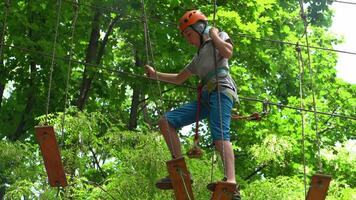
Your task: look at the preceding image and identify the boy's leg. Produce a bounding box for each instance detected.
[161,94,210,158]
[158,117,182,158]
[209,91,236,183]
[215,140,236,183]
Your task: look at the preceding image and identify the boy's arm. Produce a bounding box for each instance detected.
[209,28,233,59]
[145,65,192,85]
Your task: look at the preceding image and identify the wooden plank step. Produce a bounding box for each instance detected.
[211,181,236,200]
[166,157,194,200]
[306,174,332,200]
[35,125,67,187]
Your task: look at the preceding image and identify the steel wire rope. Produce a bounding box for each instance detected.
[61,0,356,56]
[4,42,356,121]
[46,0,62,124]
[211,0,229,181]
[299,0,323,172]
[141,2,193,199]
[296,43,308,198]
[141,2,190,198]
[141,0,177,155]
[61,0,79,147]
[334,0,356,6]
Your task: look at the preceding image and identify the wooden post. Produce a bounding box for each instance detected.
[211,182,236,200]
[35,126,67,187]
[306,174,331,200]
[166,157,194,200]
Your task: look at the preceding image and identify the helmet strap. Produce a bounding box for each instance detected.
[190,22,208,48]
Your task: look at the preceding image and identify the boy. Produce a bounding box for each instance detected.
[145,10,240,199]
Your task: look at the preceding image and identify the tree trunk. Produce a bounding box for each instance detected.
[128,86,141,130]
[76,11,101,110]
[128,52,145,130]
[76,13,119,110]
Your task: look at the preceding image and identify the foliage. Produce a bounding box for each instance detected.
[0,0,355,199]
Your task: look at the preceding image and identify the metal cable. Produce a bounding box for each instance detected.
[141,0,177,157]
[299,0,322,172]
[45,0,62,124]
[212,0,228,180]
[58,0,356,56]
[334,0,356,6]
[296,43,307,198]
[3,44,356,121]
[61,0,79,147]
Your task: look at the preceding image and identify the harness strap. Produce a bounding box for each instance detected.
[193,67,232,148]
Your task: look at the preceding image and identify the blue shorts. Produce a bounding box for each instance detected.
[165,90,234,141]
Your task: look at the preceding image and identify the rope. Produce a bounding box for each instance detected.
[3,44,356,121]
[210,151,215,182]
[141,0,178,157]
[299,0,322,173]
[61,0,79,147]
[59,0,356,57]
[296,43,307,198]
[211,0,228,179]
[45,0,62,124]
[177,168,193,200]
[334,0,356,6]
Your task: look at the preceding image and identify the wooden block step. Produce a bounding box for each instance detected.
[306,174,332,200]
[166,157,194,200]
[35,126,67,187]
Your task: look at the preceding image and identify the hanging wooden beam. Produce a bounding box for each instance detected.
[35,125,67,187]
[306,174,332,200]
[211,181,236,200]
[166,157,194,200]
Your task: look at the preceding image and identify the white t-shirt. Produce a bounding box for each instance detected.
[185,32,238,102]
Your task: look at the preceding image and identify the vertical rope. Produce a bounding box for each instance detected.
[61,0,79,146]
[141,0,177,157]
[212,0,227,179]
[46,0,62,124]
[296,43,308,198]
[178,168,193,200]
[298,0,322,172]
[210,151,215,182]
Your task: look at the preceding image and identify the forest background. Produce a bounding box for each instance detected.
[0,0,355,199]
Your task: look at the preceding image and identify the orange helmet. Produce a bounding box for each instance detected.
[179,10,208,33]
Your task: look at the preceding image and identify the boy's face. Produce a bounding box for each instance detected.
[182,28,200,48]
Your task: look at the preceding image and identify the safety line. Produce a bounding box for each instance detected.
[56,0,356,57]
[334,0,356,6]
[296,43,307,198]
[61,0,79,147]
[141,0,178,158]
[3,44,355,121]
[212,0,228,180]
[45,0,62,124]
[299,0,322,172]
